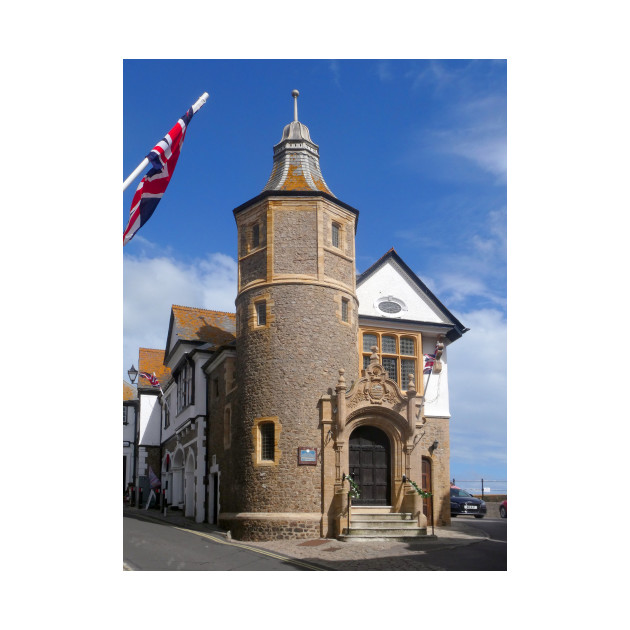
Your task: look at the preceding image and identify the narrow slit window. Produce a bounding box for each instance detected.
[332,223,340,248]
[252,224,260,248]
[256,301,266,326]
[341,298,349,322]
[260,422,275,461]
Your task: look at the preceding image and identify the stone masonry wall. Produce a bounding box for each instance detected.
[206,357,241,516]
[240,249,267,286]
[324,249,354,286]
[234,283,359,519]
[419,416,451,526]
[272,207,318,276]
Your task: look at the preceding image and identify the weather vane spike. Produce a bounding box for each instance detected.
[292,89,299,122]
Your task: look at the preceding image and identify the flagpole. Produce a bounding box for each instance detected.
[122,157,150,192]
[122,92,210,192]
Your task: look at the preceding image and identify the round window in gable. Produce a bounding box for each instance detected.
[378,301,402,314]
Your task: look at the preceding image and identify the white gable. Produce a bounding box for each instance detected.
[357,259,451,324]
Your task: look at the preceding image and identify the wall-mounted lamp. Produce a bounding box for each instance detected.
[431,439,439,451]
[402,475,407,483]
[128,364,138,384]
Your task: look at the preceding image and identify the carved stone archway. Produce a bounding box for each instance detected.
[319,350,427,537]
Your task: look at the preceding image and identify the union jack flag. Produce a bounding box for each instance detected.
[140,371,161,387]
[148,467,161,489]
[423,353,436,374]
[123,107,195,245]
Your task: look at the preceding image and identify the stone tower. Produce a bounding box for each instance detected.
[225,91,360,540]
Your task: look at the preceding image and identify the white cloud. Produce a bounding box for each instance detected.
[447,307,507,477]
[432,94,506,181]
[123,250,237,375]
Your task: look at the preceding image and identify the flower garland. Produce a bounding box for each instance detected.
[408,478,432,498]
[344,475,361,499]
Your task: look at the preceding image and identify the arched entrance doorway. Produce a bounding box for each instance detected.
[349,425,391,505]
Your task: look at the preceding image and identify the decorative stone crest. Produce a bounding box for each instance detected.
[345,347,407,413]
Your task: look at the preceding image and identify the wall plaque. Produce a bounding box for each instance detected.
[298,447,318,466]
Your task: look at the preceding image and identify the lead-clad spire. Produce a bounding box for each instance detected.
[262,90,335,196]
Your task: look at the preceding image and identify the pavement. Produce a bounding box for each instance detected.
[123,503,492,571]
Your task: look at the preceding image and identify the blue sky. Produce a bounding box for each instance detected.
[123,59,506,484]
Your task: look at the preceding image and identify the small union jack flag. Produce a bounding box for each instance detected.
[123,107,196,246]
[423,353,436,374]
[140,372,160,387]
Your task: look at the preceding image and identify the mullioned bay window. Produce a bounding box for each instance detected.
[360,330,420,391]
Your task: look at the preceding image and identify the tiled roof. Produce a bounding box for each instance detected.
[138,347,171,388]
[123,380,137,401]
[171,305,236,347]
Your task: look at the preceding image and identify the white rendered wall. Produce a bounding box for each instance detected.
[161,350,210,442]
[123,406,136,443]
[421,341,450,418]
[139,394,161,445]
[357,260,450,324]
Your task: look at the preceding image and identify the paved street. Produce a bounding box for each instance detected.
[123,506,506,571]
[123,515,327,571]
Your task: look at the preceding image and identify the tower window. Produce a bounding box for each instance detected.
[260,422,275,461]
[252,224,260,248]
[332,223,340,248]
[252,416,281,466]
[256,301,266,326]
[341,298,349,322]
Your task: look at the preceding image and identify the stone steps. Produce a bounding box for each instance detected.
[339,511,433,542]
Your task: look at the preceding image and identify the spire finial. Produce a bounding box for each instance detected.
[292,89,299,122]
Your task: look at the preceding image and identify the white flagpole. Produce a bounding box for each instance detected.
[122,92,210,192]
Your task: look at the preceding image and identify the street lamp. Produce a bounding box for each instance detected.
[128,364,138,384]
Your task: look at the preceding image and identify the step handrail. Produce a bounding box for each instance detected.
[402,475,435,535]
[341,472,360,532]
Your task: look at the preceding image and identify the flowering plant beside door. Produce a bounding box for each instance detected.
[405,476,432,498]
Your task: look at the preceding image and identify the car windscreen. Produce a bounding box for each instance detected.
[450,488,473,497]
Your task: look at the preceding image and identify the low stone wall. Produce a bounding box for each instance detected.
[219,514,321,541]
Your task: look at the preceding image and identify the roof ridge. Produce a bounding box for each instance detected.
[172,304,236,317]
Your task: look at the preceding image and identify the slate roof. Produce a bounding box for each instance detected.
[262,93,334,195]
[138,347,171,388]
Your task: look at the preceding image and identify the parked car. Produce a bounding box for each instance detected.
[499,500,507,518]
[450,486,487,518]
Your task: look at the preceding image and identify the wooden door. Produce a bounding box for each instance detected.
[349,426,391,505]
[422,457,432,523]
